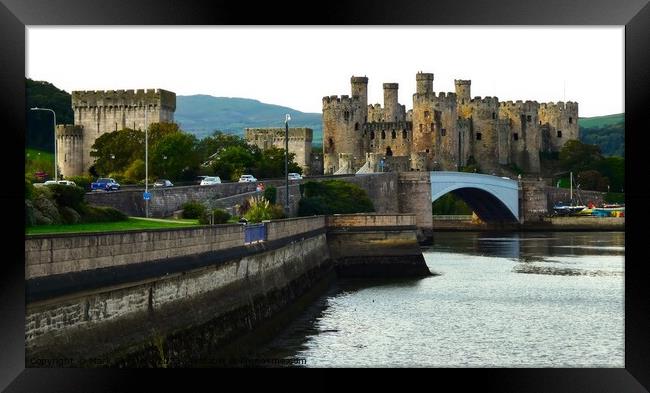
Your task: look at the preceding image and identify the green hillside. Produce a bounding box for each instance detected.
[176,95,323,143]
[578,113,624,129]
[579,113,624,157]
[26,79,74,151]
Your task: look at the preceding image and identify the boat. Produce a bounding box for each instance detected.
[552,172,586,215]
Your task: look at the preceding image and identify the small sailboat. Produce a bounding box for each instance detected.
[553,172,586,215]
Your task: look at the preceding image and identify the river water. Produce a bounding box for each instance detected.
[253,231,624,367]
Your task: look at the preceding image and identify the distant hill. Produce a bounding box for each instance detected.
[176,95,322,145]
[578,113,624,129]
[26,79,74,151]
[579,113,624,157]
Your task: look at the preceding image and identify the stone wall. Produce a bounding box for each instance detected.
[245,127,313,174]
[25,213,426,364]
[545,186,606,208]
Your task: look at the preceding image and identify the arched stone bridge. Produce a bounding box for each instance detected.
[430,172,520,223]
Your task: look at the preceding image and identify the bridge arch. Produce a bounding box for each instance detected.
[430,172,520,223]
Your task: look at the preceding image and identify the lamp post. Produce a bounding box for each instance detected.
[30,107,57,180]
[144,106,149,218]
[285,114,291,213]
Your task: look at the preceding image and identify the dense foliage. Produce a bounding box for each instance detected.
[198,208,231,225]
[26,79,74,151]
[25,183,127,227]
[298,180,375,216]
[579,114,624,157]
[432,193,473,215]
[243,196,284,223]
[181,201,206,219]
[558,140,624,192]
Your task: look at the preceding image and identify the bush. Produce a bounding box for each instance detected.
[25,178,34,200]
[59,206,81,224]
[243,196,273,223]
[33,194,61,224]
[25,200,35,227]
[81,205,128,223]
[269,204,285,220]
[66,175,94,191]
[198,208,231,225]
[263,186,277,204]
[298,180,374,216]
[46,184,86,211]
[604,192,625,204]
[181,201,206,219]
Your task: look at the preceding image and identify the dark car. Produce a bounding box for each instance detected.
[153,179,174,188]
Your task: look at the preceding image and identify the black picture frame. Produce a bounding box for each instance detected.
[2,0,649,390]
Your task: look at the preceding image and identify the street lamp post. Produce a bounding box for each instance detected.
[30,107,57,180]
[145,107,150,218]
[285,114,290,213]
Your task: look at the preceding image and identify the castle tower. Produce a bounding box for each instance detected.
[454,80,471,104]
[416,72,434,95]
[351,76,368,111]
[499,100,542,173]
[466,97,501,174]
[322,93,366,174]
[245,127,313,174]
[71,89,176,174]
[538,101,579,153]
[56,125,84,178]
[383,83,400,122]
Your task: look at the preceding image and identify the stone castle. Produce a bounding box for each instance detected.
[322,72,579,175]
[56,89,176,177]
[245,127,313,174]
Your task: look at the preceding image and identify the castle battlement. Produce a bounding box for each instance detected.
[500,100,540,111]
[540,101,579,112]
[56,124,83,137]
[413,92,457,106]
[322,95,361,107]
[71,88,176,110]
[245,127,313,142]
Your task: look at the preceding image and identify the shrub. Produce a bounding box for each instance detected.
[25,178,34,200]
[604,192,625,204]
[181,201,206,219]
[66,175,94,191]
[81,206,128,223]
[33,194,61,224]
[263,186,277,204]
[243,196,273,223]
[59,206,81,224]
[46,184,86,211]
[298,180,374,216]
[199,208,231,225]
[25,200,35,227]
[269,204,285,220]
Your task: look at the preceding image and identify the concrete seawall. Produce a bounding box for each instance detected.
[25,213,430,366]
[432,216,624,231]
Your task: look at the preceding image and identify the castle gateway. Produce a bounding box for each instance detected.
[57,89,176,178]
[322,73,578,175]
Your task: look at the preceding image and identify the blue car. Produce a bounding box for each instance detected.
[91,178,121,191]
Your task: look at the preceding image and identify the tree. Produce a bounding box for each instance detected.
[210,145,258,181]
[89,128,144,176]
[559,140,603,174]
[298,180,375,216]
[577,170,609,192]
[598,156,625,193]
[150,132,200,181]
[255,147,302,179]
[196,130,249,163]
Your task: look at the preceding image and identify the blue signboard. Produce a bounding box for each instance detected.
[143,191,152,201]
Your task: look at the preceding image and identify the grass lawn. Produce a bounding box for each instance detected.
[26,148,54,179]
[26,217,201,235]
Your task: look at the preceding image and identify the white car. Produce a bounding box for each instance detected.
[288,173,303,180]
[238,175,257,183]
[200,176,222,185]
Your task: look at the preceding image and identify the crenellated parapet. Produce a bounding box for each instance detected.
[56,124,83,137]
[72,88,176,110]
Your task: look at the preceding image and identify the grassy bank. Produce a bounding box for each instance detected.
[26,217,201,235]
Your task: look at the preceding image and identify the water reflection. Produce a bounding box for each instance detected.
[251,231,624,367]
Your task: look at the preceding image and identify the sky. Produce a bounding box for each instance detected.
[26,27,624,117]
